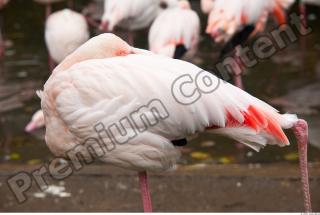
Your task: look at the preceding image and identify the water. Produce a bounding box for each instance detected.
[0,0,320,166]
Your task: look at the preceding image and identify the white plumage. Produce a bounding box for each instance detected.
[148,0,200,58]
[101,0,162,31]
[45,9,89,63]
[40,34,298,172]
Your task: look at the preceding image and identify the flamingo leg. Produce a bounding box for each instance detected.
[0,10,4,58]
[127,31,134,46]
[232,48,244,89]
[45,3,52,20]
[300,3,306,69]
[67,0,74,9]
[138,171,153,212]
[0,31,4,59]
[48,54,55,72]
[292,119,312,212]
[233,74,244,89]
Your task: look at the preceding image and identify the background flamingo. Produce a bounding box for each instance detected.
[206,0,294,89]
[148,0,200,59]
[100,0,177,45]
[45,8,89,71]
[39,33,312,212]
[25,9,89,133]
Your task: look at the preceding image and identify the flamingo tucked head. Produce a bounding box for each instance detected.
[55,33,133,72]
[25,110,45,133]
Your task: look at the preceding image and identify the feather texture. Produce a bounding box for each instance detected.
[41,51,298,171]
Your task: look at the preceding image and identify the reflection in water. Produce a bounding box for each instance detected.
[0,0,320,165]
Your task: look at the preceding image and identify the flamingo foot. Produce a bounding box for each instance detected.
[138,171,153,212]
[292,119,312,212]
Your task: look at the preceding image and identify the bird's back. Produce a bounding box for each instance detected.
[149,7,200,57]
[42,54,297,171]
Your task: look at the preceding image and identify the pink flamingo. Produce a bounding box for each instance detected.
[39,33,312,212]
[100,0,175,45]
[148,0,200,59]
[206,0,294,89]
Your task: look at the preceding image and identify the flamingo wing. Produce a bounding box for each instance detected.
[42,54,297,171]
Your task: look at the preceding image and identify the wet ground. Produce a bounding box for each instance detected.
[0,1,320,212]
[0,163,319,212]
[1,0,320,166]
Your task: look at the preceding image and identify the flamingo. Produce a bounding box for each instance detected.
[25,9,89,133]
[39,33,312,212]
[148,0,200,59]
[200,0,214,14]
[45,8,89,71]
[206,0,294,89]
[0,0,9,58]
[100,0,177,45]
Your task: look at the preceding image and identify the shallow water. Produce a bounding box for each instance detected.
[0,0,320,166]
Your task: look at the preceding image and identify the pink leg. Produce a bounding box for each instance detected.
[292,119,312,212]
[233,75,244,90]
[138,171,153,212]
[48,55,55,72]
[45,4,52,20]
[85,16,100,29]
[67,0,74,9]
[128,31,134,46]
[0,40,4,59]
[300,3,306,69]
[232,48,244,89]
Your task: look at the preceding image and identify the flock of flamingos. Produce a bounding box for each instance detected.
[0,0,316,212]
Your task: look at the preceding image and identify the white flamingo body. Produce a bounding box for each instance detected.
[40,34,298,172]
[45,9,89,63]
[102,0,161,31]
[148,1,200,58]
[206,0,294,42]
